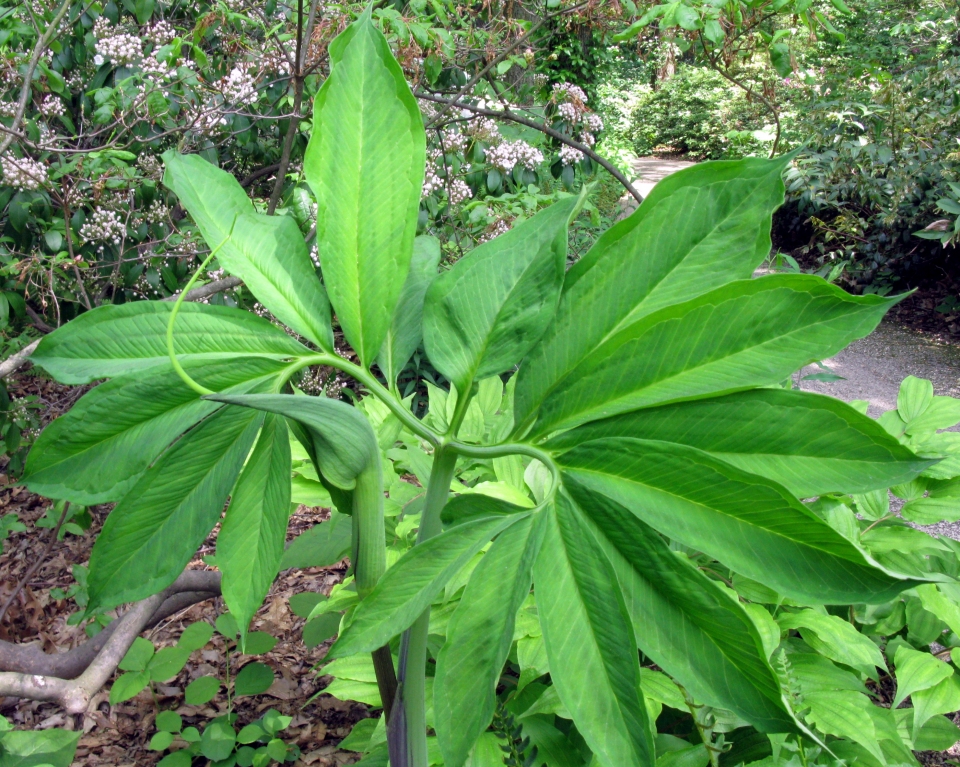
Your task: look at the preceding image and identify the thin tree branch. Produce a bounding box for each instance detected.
[0,0,72,157]
[0,571,221,713]
[0,339,41,380]
[417,91,644,204]
[161,275,243,302]
[424,1,590,129]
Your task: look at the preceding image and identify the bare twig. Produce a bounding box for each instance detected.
[417,91,644,204]
[0,571,221,713]
[0,503,70,625]
[0,338,41,380]
[161,275,243,302]
[0,0,72,157]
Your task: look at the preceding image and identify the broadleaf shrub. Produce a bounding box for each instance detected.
[23,11,957,767]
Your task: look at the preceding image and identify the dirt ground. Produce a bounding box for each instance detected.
[0,375,368,766]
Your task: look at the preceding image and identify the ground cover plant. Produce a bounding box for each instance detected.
[8,8,960,767]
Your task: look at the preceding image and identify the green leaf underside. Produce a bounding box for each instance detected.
[162,151,333,351]
[423,196,577,392]
[534,496,655,767]
[305,13,425,366]
[24,358,287,504]
[515,156,790,433]
[547,388,929,497]
[87,406,264,611]
[329,514,522,659]
[377,235,441,384]
[568,486,799,733]
[523,275,899,438]
[31,301,307,384]
[219,413,292,645]
[559,439,918,604]
[440,494,530,528]
[435,512,545,767]
[206,393,376,490]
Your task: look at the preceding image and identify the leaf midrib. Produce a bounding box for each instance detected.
[540,294,875,434]
[567,465,872,568]
[526,171,778,422]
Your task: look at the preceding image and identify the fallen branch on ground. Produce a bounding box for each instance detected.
[0,570,221,713]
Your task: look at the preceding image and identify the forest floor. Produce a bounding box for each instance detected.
[0,371,364,766]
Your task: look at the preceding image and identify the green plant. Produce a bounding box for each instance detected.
[151,707,298,767]
[0,713,80,767]
[0,512,24,553]
[23,11,943,767]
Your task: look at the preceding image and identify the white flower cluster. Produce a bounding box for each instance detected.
[447,178,472,205]
[422,166,442,198]
[143,199,168,225]
[584,113,604,132]
[96,32,143,67]
[0,101,16,118]
[145,20,175,45]
[553,82,588,104]
[141,54,174,82]
[463,112,499,142]
[440,129,467,154]
[219,66,257,105]
[39,95,64,119]
[559,144,584,166]
[137,154,163,178]
[552,82,603,159]
[0,155,47,191]
[557,102,578,122]
[422,165,473,205]
[194,105,228,135]
[485,140,544,173]
[479,218,510,243]
[93,17,113,38]
[80,208,126,245]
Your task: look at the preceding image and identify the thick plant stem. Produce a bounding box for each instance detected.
[352,459,398,722]
[389,448,459,767]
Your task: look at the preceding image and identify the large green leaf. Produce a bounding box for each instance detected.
[559,439,918,603]
[0,728,81,767]
[304,11,425,366]
[568,486,799,733]
[534,496,655,767]
[162,151,334,351]
[31,301,307,384]
[435,512,545,767]
[547,389,929,497]
[23,358,287,505]
[520,275,899,438]
[377,235,441,385]
[207,393,376,490]
[87,406,263,611]
[423,196,578,393]
[327,514,521,659]
[218,413,292,647]
[514,156,790,432]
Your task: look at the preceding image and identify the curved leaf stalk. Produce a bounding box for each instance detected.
[166,235,233,396]
[279,353,440,447]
